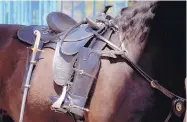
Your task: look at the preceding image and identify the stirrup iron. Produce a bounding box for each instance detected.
[51,85,67,113]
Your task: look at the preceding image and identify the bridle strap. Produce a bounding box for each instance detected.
[92,27,186,121]
[92,28,185,101]
[120,54,186,101]
[164,108,173,122]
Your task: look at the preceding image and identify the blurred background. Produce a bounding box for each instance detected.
[0,1,136,25]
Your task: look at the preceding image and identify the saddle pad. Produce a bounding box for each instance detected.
[60,24,94,55]
[17,25,56,45]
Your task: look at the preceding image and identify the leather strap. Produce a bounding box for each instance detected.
[91,30,186,122]
[164,108,173,122]
[120,53,186,101]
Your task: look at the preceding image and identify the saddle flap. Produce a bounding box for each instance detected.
[61,47,101,116]
[70,47,101,97]
[60,24,94,55]
[17,25,56,45]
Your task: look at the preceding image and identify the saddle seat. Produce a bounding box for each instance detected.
[47,12,78,33]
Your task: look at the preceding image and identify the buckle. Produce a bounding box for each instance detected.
[172,98,185,117]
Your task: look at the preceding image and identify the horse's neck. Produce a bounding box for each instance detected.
[146,1,185,97]
[119,1,185,95]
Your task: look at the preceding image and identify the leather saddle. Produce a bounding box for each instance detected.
[18,7,115,119]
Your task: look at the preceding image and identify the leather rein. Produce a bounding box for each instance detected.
[120,51,186,122]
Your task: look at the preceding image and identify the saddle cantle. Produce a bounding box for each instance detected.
[17,25,56,45]
[47,12,77,33]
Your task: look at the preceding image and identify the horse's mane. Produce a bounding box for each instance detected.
[117,1,186,95]
[116,2,186,121]
[116,1,158,44]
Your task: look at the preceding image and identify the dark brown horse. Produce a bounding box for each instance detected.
[0,1,186,122]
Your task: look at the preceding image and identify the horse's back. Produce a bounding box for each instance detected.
[0,24,24,49]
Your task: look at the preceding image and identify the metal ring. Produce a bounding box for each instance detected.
[30,61,36,64]
[24,84,31,88]
[41,27,46,30]
[176,102,182,112]
[42,31,49,35]
[151,81,156,88]
[79,70,84,75]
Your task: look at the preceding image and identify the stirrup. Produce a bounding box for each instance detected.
[51,85,67,113]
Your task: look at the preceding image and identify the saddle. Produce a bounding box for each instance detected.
[18,6,118,121]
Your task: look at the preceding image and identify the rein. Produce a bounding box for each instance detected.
[120,51,186,122]
[92,26,186,121]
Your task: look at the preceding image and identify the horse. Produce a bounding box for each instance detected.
[0,1,186,122]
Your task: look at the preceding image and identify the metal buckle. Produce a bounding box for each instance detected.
[151,80,158,88]
[172,98,185,117]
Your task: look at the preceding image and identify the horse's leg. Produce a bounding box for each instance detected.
[22,48,74,122]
